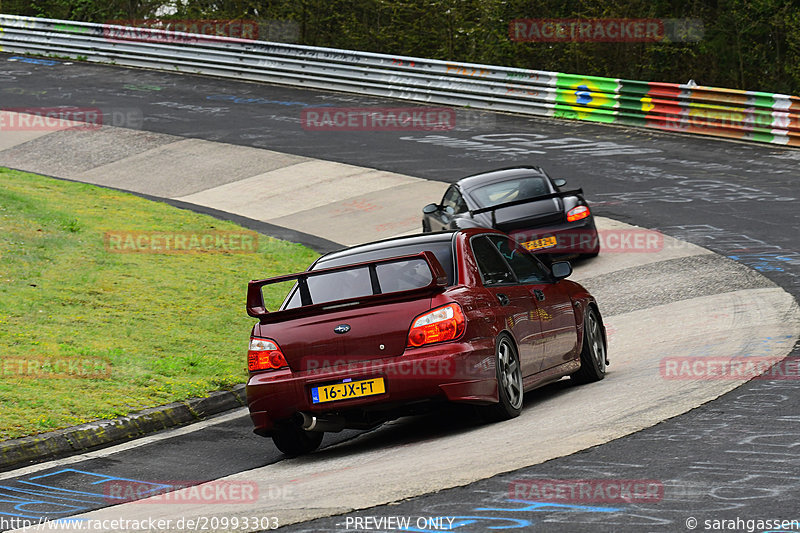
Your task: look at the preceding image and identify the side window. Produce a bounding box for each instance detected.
[471,236,516,285]
[486,235,550,284]
[454,191,467,213]
[441,186,467,215]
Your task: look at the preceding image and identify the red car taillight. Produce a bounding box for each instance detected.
[407,303,466,348]
[248,337,288,372]
[567,205,590,222]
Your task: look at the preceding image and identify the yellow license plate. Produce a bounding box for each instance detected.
[311,378,386,404]
[522,236,557,251]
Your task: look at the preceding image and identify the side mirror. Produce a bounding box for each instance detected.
[551,261,572,280]
[553,178,567,188]
[422,203,439,215]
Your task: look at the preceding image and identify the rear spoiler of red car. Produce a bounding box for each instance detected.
[246,251,448,323]
[470,188,584,226]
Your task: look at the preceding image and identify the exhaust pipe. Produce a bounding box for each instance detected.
[296,412,346,433]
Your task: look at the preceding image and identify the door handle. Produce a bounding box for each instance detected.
[497,293,510,306]
[533,289,545,302]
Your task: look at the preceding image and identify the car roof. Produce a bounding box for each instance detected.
[317,231,457,264]
[457,166,549,192]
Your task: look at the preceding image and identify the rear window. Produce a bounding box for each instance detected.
[375,259,434,292]
[295,267,374,307]
[283,240,453,309]
[469,176,550,208]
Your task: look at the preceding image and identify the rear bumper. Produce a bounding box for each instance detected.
[509,218,599,256]
[246,340,497,435]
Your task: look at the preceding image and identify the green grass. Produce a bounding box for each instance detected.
[0,168,319,440]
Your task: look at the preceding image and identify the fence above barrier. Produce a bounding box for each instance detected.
[1,14,798,147]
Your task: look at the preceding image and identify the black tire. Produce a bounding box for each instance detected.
[570,307,607,384]
[271,425,324,456]
[422,219,431,233]
[478,334,524,421]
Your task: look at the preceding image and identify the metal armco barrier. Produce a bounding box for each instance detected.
[1,14,799,147]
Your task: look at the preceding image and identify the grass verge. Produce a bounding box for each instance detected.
[0,168,319,439]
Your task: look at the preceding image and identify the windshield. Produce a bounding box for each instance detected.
[469,176,551,208]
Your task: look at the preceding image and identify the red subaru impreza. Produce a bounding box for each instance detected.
[245,228,607,456]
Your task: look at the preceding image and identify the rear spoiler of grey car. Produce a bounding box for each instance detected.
[246,251,448,323]
[470,188,584,226]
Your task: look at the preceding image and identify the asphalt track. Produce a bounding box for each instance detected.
[2,53,800,532]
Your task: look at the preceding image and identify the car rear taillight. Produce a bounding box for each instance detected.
[567,205,590,222]
[407,303,466,347]
[248,337,288,372]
